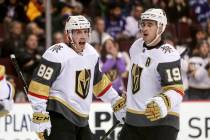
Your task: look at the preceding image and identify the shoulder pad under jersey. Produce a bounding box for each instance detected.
[155,43,180,63]
[129,38,144,57]
[43,43,72,63]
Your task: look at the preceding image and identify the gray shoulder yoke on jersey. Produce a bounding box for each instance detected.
[32,57,61,86]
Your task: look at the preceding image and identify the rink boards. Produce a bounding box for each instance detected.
[0,102,210,140]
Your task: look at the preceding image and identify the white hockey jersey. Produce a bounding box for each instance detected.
[0,65,14,117]
[126,38,184,130]
[28,43,120,126]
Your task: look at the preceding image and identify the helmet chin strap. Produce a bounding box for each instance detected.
[68,31,77,49]
[67,31,83,55]
[146,24,163,46]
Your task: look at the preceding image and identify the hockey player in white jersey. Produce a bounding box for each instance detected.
[0,65,15,117]
[28,15,126,140]
[119,8,184,140]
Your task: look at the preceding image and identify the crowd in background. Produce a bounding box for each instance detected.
[0,0,210,102]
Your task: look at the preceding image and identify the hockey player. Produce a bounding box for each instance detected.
[119,8,184,140]
[28,15,126,140]
[0,65,15,117]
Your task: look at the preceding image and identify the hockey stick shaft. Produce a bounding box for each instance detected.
[101,121,121,140]
[10,54,28,97]
[10,54,49,138]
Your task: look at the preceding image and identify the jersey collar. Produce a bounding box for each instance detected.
[143,40,164,50]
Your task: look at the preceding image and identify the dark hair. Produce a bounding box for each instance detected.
[196,40,209,48]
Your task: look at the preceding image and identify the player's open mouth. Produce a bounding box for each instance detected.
[79,42,85,45]
[143,33,148,37]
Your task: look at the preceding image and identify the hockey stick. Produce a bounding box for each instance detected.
[100,121,121,140]
[10,54,28,96]
[10,54,49,139]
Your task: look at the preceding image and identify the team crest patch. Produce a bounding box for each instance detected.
[160,45,173,53]
[50,45,63,53]
[131,64,143,94]
[75,69,91,99]
[106,69,117,81]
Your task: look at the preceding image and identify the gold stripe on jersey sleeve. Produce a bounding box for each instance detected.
[159,93,171,110]
[127,108,179,117]
[162,84,185,96]
[168,112,179,117]
[93,74,111,96]
[49,96,89,118]
[28,80,50,97]
[0,111,9,117]
[127,108,144,115]
[0,65,5,78]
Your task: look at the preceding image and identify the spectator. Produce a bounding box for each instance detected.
[206,19,210,45]
[189,0,210,28]
[91,42,102,56]
[0,0,27,23]
[124,4,144,38]
[119,0,134,17]
[16,34,43,83]
[101,38,127,94]
[190,27,207,56]
[90,16,112,45]
[1,21,24,57]
[25,22,45,47]
[51,2,72,33]
[88,0,110,17]
[187,40,210,100]
[53,32,64,44]
[105,3,126,39]
[71,0,83,15]
[167,0,190,23]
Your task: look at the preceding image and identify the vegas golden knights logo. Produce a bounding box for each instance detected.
[106,69,117,81]
[75,69,91,99]
[131,64,143,94]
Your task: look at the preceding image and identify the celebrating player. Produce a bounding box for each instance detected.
[28,15,126,140]
[119,8,184,140]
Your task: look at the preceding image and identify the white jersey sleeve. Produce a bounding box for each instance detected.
[155,44,184,110]
[0,65,15,116]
